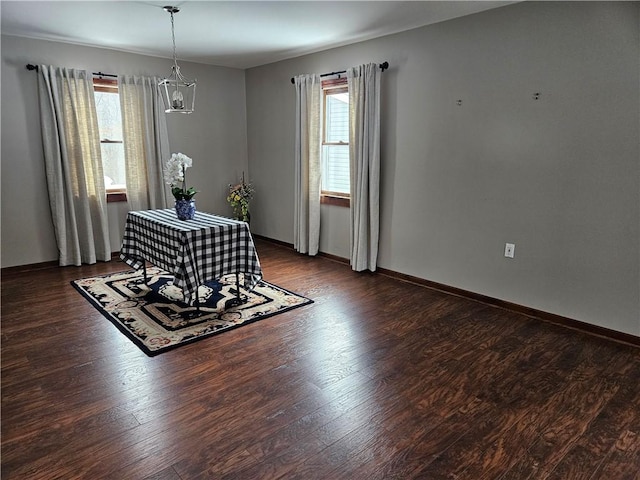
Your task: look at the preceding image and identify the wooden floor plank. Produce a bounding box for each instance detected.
[546,362,640,479]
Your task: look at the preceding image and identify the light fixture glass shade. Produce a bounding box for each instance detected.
[159,65,196,114]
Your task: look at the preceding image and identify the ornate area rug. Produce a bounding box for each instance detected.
[72,267,312,356]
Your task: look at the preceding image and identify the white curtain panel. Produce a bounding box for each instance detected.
[37,65,111,266]
[347,63,381,272]
[119,75,170,211]
[293,74,322,255]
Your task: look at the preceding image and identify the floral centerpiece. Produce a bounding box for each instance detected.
[227,173,254,223]
[164,152,198,220]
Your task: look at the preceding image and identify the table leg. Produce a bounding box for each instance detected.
[194,289,200,313]
[142,259,147,284]
[227,272,243,307]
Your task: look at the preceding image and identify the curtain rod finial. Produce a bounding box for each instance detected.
[26,64,38,72]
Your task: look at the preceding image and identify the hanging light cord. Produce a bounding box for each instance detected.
[163,6,183,79]
[169,9,179,72]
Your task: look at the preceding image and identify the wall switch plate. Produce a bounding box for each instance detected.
[505,243,515,258]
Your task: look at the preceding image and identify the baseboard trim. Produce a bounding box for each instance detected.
[1,259,59,274]
[253,234,640,348]
[1,252,122,275]
[252,234,293,250]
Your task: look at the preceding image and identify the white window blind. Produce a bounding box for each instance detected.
[322,87,350,196]
[93,80,125,193]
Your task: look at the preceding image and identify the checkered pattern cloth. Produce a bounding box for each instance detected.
[120,209,262,305]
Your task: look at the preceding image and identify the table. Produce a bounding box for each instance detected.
[120,209,262,305]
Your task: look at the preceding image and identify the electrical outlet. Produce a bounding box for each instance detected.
[504,243,515,258]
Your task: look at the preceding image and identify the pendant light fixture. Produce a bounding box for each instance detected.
[159,6,196,114]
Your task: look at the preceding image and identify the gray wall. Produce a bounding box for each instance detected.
[1,35,248,267]
[245,2,639,336]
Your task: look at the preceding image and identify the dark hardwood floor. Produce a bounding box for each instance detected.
[2,239,639,479]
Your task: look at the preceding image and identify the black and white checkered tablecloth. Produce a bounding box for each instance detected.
[120,209,262,305]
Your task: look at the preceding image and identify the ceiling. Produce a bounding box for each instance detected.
[1,1,514,69]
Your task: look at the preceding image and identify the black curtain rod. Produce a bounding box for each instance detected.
[290,61,389,84]
[26,64,118,78]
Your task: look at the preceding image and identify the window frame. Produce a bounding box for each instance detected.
[321,77,350,208]
[93,77,127,203]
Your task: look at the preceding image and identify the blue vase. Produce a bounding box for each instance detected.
[175,199,196,220]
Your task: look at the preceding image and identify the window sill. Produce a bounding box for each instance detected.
[321,194,350,208]
[107,192,127,203]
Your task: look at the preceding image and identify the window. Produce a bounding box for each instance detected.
[322,77,350,207]
[93,78,126,202]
